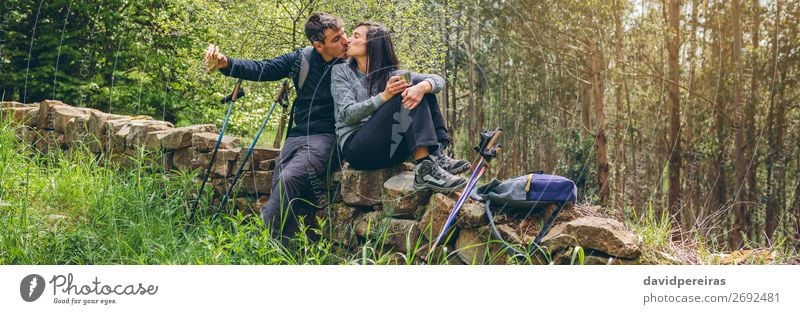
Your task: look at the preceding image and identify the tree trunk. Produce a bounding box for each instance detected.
[590,36,610,206]
[711,4,729,244]
[666,0,683,240]
[448,7,460,149]
[684,0,700,232]
[613,0,626,218]
[655,30,667,220]
[745,0,761,243]
[731,0,746,250]
[581,82,591,136]
[466,6,477,141]
[441,1,453,150]
[769,71,786,244]
[765,0,782,245]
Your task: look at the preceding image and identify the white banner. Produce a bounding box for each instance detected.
[1,266,797,313]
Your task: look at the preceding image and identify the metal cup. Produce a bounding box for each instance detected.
[399,71,412,85]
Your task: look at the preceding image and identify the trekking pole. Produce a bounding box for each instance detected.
[218,80,289,214]
[189,79,244,223]
[484,199,528,258]
[428,128,502,258]
[529,201,568,249]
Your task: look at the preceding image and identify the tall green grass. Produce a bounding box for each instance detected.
[0,118,338,264]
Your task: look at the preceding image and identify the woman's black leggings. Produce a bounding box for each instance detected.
[342,94,449,170]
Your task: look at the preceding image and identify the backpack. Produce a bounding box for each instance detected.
[295,47,314,92]
[474,172,577,208]
[283,47,314,139]
[472,172,578,256]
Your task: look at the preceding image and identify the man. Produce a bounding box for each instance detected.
[204,13,348,244]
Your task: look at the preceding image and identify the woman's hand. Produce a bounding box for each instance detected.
[401,80,432,110]
[380,76,409,103]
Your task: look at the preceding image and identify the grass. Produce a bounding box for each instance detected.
[0,117,329,264]
[625,202,797,265]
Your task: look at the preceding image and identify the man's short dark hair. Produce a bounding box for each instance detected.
[305,12,343,44]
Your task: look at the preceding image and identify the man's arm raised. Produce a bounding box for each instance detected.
[203,44,296,82]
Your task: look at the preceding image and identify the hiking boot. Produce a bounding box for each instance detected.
[413,158,467,193]
[433,150,470,175]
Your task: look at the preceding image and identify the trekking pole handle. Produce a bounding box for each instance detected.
[274,80,290,104]
[220,79,245,104]
[479,129,502,162]
[483,145,502,164]
[485,129,502,150]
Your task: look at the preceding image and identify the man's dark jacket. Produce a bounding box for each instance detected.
[219,48,344,137]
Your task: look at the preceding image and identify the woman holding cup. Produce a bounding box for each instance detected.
[331,21,469,193]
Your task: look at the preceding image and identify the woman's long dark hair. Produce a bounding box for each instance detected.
[349,22,400,95]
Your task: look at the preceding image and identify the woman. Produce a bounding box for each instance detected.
[331,22,469,193]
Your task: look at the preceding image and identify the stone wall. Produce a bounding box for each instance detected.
[2,100,643,265]
[1,99,277,213]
